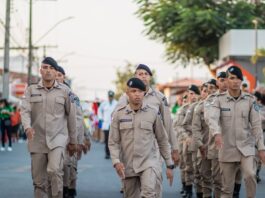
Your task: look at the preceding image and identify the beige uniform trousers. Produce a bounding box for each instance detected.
[211,158,222,198]
[63,153,78,189]
[192,152,202,193]
[31,147,64,198]
[123,167,160,198]
[180,151,186,183]
[200,158,212,197]
[220,156,256,198]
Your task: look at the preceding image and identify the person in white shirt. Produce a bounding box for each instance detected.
[98,90,117,159]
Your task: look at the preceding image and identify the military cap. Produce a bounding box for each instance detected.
[42,57,58,70]
[188,84,200,95]
[136,64,152,76]
[57,65,65,75]
[216,71,227,79]
[127,77,146,91]
[226,66,243,81]
[207,79,218,87]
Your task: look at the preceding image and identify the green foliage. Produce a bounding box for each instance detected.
[135,0,265,66]
[113,62,156,99]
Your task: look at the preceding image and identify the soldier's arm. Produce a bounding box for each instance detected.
[65,91,77,145]
[208,97,221,136]
[108,112,121,166]
[160,97,178,151]
[154,113,173,166]
[21,87,32,130]
[249,99,265,150]
[181,107,194,136]
[77,108,85,144]
[192,105,203,149]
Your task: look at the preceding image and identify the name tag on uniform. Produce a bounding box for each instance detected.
[31,94,42,97]
[119,119,132,123]
[221,108,230,111]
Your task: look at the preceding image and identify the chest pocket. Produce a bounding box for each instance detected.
[140,121,153,131]
[54,97,65,115]
[120,122,133,139]
[30,96,43,111]
[30,96,42,103]
[242,110,250,129]
[220,110,232,126]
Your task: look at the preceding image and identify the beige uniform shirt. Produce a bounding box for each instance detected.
[116,88,178,151]
[21,80,77,153]
[208,91,265,162]
[182,102,198,152]
[173,104,189,152]
[192,101,209,152]
[108,103,173,177]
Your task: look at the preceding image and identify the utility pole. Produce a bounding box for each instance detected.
[28,0,33,85]
[3,0,11,99]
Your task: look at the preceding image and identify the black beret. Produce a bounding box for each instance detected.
[188,84,200,95]
[254,91,262,101]
[216,71,227,79]
[242,83,248,88]
[136,64,152,76]
[42,57,58,70]
[108,90,115,97]
[226,66,243,81]
[57,65,65,75]
[207,79,218,87]
[127,77,146,92]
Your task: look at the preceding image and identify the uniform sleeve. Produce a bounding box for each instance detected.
[98,102,104,121]
[192,104,203,148]
[76,107,85,144]
[181,105,194,136]
[208,97,221,136]
[154,113,173,166]
[65,91,77,144]
[159,97,178,151]
[108,111,121,166]
[249,100,265,151]
[21,87,32,130]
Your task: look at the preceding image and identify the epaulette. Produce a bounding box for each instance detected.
[116,105,127,112]
[154,90,169,106]
[146,104,159,112]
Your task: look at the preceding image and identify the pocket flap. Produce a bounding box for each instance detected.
[30,96,42,103]
[120,122,133,130]
[55,97,65,105]
[140,121,153,130]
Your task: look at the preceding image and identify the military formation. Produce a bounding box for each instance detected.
[20,57,265,198]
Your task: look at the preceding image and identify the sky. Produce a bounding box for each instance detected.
[0,0,211,100]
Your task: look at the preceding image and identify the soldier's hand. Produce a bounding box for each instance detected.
[114,163,125,179]
[25,128,35,141]
[77,144,83,160]
[199,146,206,159]
[166,168,174,186]
[214,134,223,150]
[171,150,179,166]
[258,150,265,164]
[67,143,77,156]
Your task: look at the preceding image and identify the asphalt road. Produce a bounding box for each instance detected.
[0,141,265,197]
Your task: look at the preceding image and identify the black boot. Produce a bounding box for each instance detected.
[68,189,77,198]
[180,182,186,194]
[196,192,203,198]
[256,169,261,183]
[63,186,69,198]
[233,183,241,198]
[183,185,193,198]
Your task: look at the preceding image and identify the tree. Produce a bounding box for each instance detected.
[135,0,265,67]
[113,62,156,99]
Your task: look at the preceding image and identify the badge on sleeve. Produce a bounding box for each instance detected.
[162,97,169,107]
[253,102,260,112]
[68,91,76,103]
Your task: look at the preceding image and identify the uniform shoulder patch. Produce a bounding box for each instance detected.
[253,101,260,112]
[116,105,126,112]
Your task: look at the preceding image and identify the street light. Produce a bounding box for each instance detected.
[252,19,258,88]
[34,16,74,45]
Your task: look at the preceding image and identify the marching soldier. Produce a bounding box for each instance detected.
[181,84,201,198]
[109,77,174,197]
[173,93,189,195]
[208,66,265,198]
[21,57,77,198]
[56,66,91,198]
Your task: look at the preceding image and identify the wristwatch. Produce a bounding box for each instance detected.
[167,165,174,169]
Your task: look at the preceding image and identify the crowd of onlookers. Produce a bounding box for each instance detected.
[0,99,25,152]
